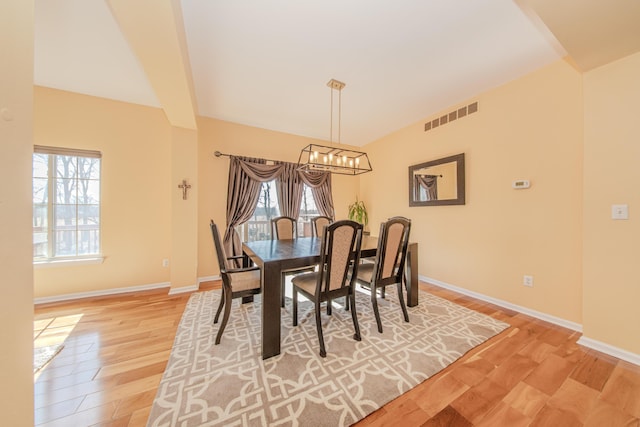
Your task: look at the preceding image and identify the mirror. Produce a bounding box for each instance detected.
[409,153,465,206]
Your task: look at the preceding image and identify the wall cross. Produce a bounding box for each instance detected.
[178,179,191,200]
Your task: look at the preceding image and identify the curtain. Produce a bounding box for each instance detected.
[415,175,438,201]
[299,170,335,219]
[224,156,284,264]
[275,162,303,219]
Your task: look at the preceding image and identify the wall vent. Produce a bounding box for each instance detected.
[424,101,478,132]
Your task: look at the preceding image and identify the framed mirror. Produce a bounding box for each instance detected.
[409,153,465,206]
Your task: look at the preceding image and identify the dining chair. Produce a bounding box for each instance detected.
[210,220,262,345]
[271,215,310,307]
[291,220,363,357]
[271,216,297,240]
[355,216,411,333]
[311,215,332,237]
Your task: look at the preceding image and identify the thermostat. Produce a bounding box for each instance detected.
[512,180,530,189]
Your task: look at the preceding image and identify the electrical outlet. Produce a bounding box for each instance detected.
[523,275,533,287]
[162,259,169,267]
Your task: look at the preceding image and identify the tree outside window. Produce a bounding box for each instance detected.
[33,147,101,261]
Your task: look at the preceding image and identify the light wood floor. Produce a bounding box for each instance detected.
[34,281,640,426]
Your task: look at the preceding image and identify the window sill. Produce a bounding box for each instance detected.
[34,257,105,269]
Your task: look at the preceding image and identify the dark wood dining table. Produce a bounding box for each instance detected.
[242,235,418,359]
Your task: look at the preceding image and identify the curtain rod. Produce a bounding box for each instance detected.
[214,150,284,165]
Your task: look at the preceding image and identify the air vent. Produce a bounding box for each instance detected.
[425,101,478,132]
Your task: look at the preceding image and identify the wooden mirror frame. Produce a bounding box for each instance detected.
[408,153,465,206]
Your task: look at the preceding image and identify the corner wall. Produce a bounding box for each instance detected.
[33,87,173,298]
[583,52,640,355]
[0,0,35,423]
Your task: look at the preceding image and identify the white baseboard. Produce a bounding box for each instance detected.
[168,284,199,295]
[423,276,640,366]
[34,276,223,305]
[422,275,583,332]
[198,275,220,284]
[577,336,640,366]
[34,281,171,305]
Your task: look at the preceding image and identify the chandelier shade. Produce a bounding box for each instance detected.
[297,78,372,176]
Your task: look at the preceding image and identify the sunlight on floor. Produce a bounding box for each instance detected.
[33,313,83,380]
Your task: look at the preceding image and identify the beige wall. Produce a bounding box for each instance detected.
[33,87,173,298]
[30,54,640,359]
[0,0,35,424]
[196,116,359,278]
[583,52,640,354]
[362,60,584,324]
[170,127,198,291]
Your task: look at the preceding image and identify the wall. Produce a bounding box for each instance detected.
[0,0,35,424]
[583,52,640,354]
[361,60,584,324]
[33,87,173,298]
[197,116,359,278]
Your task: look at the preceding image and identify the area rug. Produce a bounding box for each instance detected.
[34,343,64,373]
[147,287,509,427]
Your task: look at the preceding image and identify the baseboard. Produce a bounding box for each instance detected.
[422,275,583,332]
[198,275,220,284]
[168,284,199,295]
[34,281,171,305]
[577,336,640,366]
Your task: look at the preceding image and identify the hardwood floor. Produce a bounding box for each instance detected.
[34,281,640,426]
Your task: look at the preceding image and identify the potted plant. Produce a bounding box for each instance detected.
[348,197,369,233]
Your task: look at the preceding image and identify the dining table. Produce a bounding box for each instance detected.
[242,235,419,359]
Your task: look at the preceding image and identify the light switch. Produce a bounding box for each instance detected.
[611,204,629,220]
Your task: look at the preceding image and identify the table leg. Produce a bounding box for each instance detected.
[262,262,282,359]
[406,243,419,307]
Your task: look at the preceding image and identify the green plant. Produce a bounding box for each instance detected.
[348,197,368,227]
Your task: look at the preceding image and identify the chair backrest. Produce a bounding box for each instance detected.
[271,216,297,240]
[373,217,411,284]
[210,220,229,273]
[311,216,332,237]
[316,220,363,294]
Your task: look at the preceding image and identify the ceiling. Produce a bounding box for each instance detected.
[33,0,640,146]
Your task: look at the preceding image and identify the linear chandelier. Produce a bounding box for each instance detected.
[297,79,372,176]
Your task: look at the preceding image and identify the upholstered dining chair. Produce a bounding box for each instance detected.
[311,215,332,237]
[355,216,411,333]
[271,216,297,240]
[210,220,262,345]
[271,215,309,307]
[291,220,363,357]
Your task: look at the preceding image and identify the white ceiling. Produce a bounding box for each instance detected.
[35,0,570,146]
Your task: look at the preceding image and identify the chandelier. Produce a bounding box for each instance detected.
[297,79,372,176]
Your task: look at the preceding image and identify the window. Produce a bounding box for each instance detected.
[238,181,319,242]
[33,146,101,262]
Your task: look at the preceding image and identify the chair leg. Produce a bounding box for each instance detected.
[292,286,298,326]
[371,286,383,333]
[213,288,225,324]
[327,298,332,315]
[215,289,233,345]
[349,290,361,341]
[315,300,327,358]
[281,272,286,307]
[345,295,350,311]
[397,282,409,323]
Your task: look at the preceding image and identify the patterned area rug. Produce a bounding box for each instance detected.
[34,343,64,373]
[147,287,509,426]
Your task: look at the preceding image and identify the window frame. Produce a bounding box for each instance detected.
[33,145,103,265]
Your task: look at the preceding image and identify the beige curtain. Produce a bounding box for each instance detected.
[299,170,335,219]
[275,162,303,219]
[223,156,334,263]
[224,157,283,264]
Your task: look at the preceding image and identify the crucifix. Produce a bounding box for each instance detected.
[178,179,191,200]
